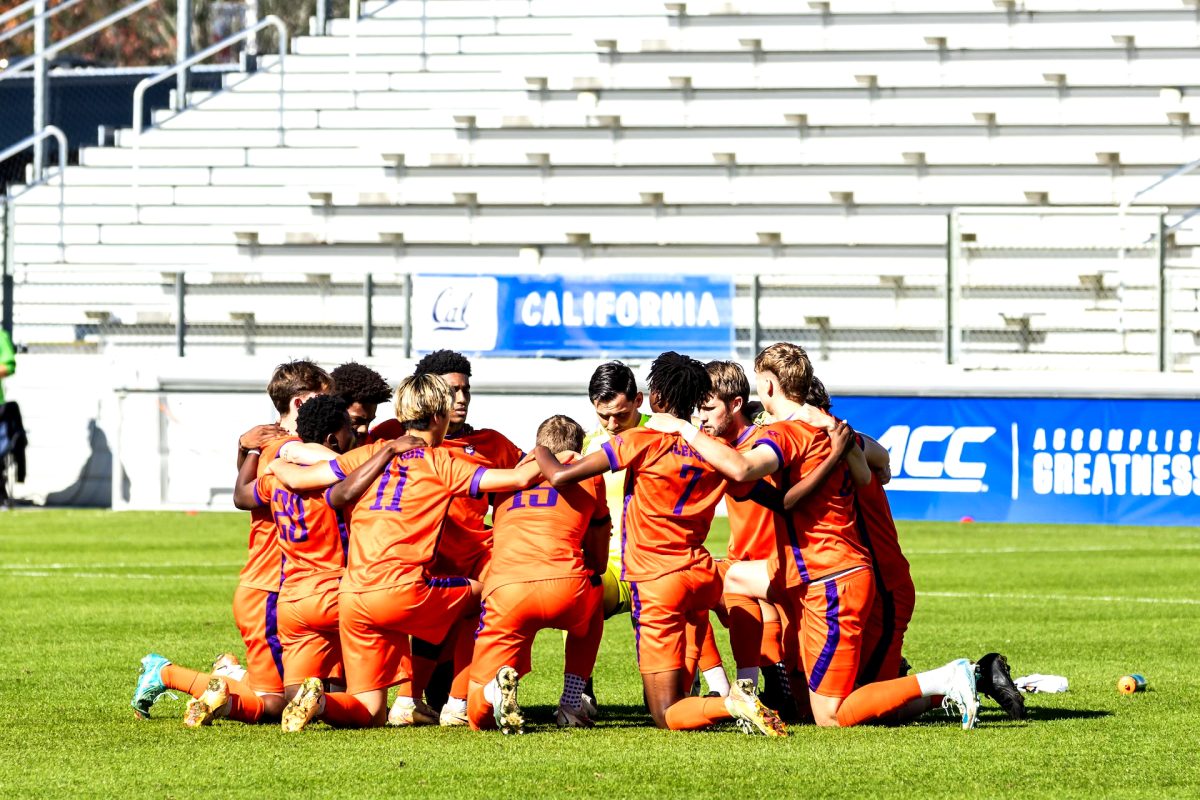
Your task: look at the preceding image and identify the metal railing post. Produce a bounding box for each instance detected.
[31,0,48,180]
[2,198,13,337]
[403,273,413,359]
[749,274,760,358]
[1157,213,1169,372]
[363,272,374,357]
[175,272,186,356]
[945,211,959,365]
[315,0,329,35]
[176,0,192,111]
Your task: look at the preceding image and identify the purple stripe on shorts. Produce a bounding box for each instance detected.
[783,517,810,583]
[808,581,842,692]
[469,466,487,499]
[426,575,471,589]
[752,438,785,473]
[630,582,642,664]
[475,599,487,639]
[329,459,346,481]
[264,590,285,681]
[601,441,620,473]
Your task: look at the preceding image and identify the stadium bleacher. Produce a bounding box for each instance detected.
[6,0,1200,368]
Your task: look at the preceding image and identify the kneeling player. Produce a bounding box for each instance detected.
[467,415,609,733]
[535,352,784,736]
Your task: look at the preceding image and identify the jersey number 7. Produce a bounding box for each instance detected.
[674,464,704,514]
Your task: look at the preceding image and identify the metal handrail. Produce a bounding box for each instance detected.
[0,0,86,47]
[0,0,39,28]
[0,0,161,81]
[0,125,68,259]
[131,15,288,208]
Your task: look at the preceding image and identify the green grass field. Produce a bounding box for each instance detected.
[2,510,1199,798]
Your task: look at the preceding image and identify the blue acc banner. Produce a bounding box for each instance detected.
[834,395,1200,527]
[411,274,734,358]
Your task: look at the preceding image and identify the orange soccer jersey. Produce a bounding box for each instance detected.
[330,441,487,592]
[253,473,347,601]
[239,434,299,591]
[434,429,524,577]
[600,428,727,582]
[723,425,778,563]
[486,466,609,594]
[753,421,870,587]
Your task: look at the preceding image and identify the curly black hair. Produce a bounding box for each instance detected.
[413,349,472,377]
[331,362,393,406]
[806,376,832,412]
[296,395,350,445]
[647,351,711,420]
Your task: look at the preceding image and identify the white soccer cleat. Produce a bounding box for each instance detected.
[941,658,980,730]
[211,652,247,683]
[492,666,525,735]
[386,697,438,727]
[439,703,470,728]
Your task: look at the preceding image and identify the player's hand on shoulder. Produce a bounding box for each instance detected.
[644,412,684,434]
[829,420,855,457]
[873,464,891,485]
[388,435,425,455]
[240,423,285,451]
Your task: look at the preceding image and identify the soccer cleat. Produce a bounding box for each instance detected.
[439,703,470,727]
[725,679,787,737]
[492,666,525,735]
[281,677,324,733]
[131,653,172,720]
[940,658,980,730]
[555,705,595,729]
[976,652,1026,721]
[386,697,439,727]
[182,676,229,728]
[581,676,598,717]
[760,662,799,722]
[211,652,247,682]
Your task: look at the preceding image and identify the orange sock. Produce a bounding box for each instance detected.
[835,676,922,727]
[760,619,784,666]
[467,685,493,731]
[320,693,374,728]
[664,696,732,731]
[222,682,266,724]
[449,621,476,701]
[698,623,723,673]
[161,665,211,697]
[725,593,763,670]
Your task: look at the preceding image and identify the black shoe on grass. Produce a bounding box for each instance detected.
[976,652,1026,720]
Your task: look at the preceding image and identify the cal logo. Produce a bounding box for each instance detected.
[412,276,499,352]
[877,425,996,493]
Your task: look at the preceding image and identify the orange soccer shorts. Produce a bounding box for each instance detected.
[786,566,875,699]
[857,570,916,685]
[338,576,476,695]
[278,588,345,687]
[232,584,285,694]
[629,563,722,675]
[469,575,602,685]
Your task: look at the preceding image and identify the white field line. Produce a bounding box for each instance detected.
[5,571,231,580]
[921,590,1200,606]
[906,544,1200,555]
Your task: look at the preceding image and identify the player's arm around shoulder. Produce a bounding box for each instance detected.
[232,450,265,510]
[645,412,778,483]
[533,446,611,489]
[782,420,855,510]
[329,436,424,507]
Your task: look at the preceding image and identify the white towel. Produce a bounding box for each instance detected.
[1013,674,1069,693]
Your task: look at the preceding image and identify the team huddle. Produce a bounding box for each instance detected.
[130,344,1026,735]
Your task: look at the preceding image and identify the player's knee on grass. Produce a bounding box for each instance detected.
[809,691,843,727]
[642,670,687,729]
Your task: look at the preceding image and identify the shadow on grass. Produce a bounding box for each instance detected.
[522,703,654,729]
[1022,706,1113,722]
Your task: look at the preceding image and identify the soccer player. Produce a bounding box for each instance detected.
[466,415,610,733]
[582,362,729,703]
[330,362,394,447]
[645,343,982,729]
[261,374,542,731]
[131,360,330,724]
[795,378,1026,721]
[534,352,784,735]
[699,361,794,714]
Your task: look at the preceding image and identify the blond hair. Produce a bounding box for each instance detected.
[705,360,750,405]
[394,373,453,430]
[536,414,585,454]
[754,342,812,402]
